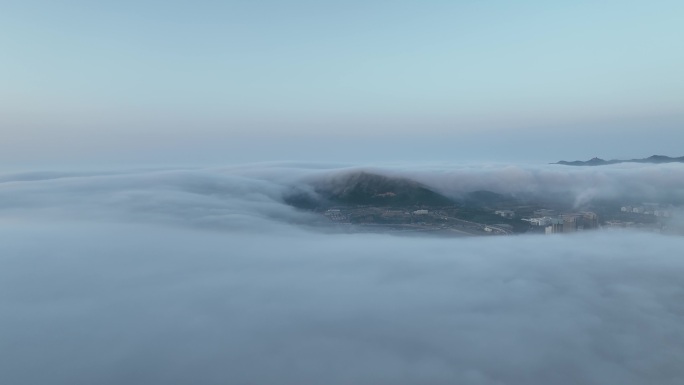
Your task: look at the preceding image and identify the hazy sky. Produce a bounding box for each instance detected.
[1,1,683,165]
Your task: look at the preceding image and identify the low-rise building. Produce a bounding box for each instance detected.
[494,210,515,219]
[523,217,556,226]
[545,223,563,234]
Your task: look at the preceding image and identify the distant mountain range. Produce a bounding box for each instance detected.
[554,155,684,166]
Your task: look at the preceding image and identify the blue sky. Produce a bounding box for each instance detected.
[1,0,683,166]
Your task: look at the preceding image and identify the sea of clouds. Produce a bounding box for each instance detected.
[1,162,684,385]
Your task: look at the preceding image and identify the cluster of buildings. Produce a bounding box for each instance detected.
[621,204,672,217]
[494,210,515,219]
[323,209,348,222]
[522,210,599,234]
[604,203,678,232]
[493,207,600,235]
[604,220,656,230]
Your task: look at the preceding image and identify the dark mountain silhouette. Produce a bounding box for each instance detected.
[555,155,684,166]
[283,171,455,208]
[319,171,454,206]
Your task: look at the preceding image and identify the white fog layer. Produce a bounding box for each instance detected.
[1,162,683,385]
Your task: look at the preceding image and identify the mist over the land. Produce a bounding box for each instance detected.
[2,161,684,385]
[2,162,684,225]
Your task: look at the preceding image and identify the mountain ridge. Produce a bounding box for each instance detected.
[554,155,684,166]
[283,171,456,209]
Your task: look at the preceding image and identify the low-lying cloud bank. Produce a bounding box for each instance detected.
[329,162,684,206]
[2,223,683,385]
[1,162,683,384]
[1,161,684,228]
